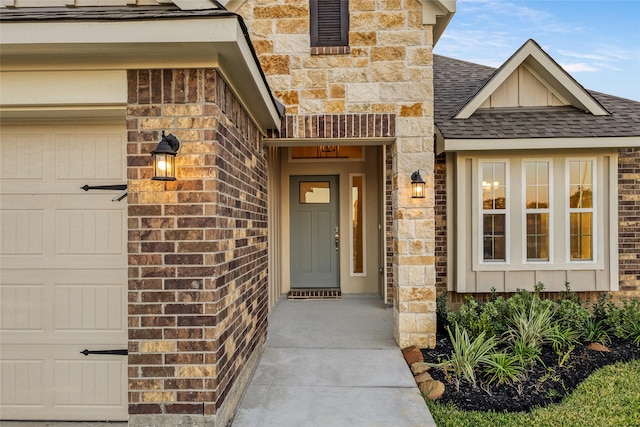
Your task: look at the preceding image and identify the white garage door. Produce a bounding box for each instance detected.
[0,123,128,421]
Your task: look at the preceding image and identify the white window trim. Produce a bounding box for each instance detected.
[349,173,366,277]
[478,159,510,265]
[565,157,598,264]
[522,159,553,264]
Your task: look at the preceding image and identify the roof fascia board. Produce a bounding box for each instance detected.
[455,40,609,119]
[0,16,281,133]
[442,136,640,152]
[0,17,238,46]
[417,0,456,45]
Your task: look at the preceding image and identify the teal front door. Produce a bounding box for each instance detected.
[290,176,340,289]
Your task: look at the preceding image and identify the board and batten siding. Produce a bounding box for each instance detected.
[451,150,618,293]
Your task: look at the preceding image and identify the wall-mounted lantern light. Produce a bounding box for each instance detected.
[151,131,180,181]
[411,170,425,198]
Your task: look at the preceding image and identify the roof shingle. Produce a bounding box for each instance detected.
[434,54,640,140]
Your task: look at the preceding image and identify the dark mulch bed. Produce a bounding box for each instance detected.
[421,336,640,413]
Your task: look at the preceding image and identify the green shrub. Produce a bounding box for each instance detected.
[585,318,611,344]
[549,324,580,367]
[554,299,590,339]
[447,293,514,340]
[447,297,498,339]
[439,323,498,390]
[436,290,449,333]
[510,334,543,367]
[506,297,556,366]
[619,298,640,345]
[592,292,613,322]
[483,352,525,385]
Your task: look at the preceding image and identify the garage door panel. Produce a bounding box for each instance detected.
[0,285,44,331]
[55,284,124,332]
[0,209,44,255]
[56,208,124,255]
[1,195,125,268]
[0,345,127,421]
[1,122,127,420]
[1,134,45,181]
[0,358,44,407]
[56,134,124,180]
[1,270,126,345]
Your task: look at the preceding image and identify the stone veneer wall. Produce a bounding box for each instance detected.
[241,0,438,348]
[434,149,640,310]
[126,69,268,426]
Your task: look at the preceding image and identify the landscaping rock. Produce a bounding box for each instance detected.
[401,346,424,365]
[410,362,431,375]
[419,380,445,400]
[587,342,611,352]
[414,371,433,383]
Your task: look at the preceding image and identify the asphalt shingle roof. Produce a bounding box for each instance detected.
[0,3,227,21]
[434,54,640,140]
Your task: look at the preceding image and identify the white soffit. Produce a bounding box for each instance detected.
[169,0,249,13]
[0,16,281,133]
[417,0,456,45]
[171,0,219,9]
[440,136,640,153]
[455,40,610,119]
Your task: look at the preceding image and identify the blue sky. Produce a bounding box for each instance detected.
[434,0,640,101]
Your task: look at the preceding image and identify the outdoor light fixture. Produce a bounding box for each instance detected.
[411,170,425,198]
[151,131,180,181]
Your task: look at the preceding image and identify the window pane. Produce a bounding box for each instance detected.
[300,182,330,204]
[483,214,505,261]
[526,213,549,261]
[569,161,593,208]
[482,162,507,210]
[537,162,549,184]
[525,161,550,209]
[570,212,593,260]
[351,175,364,274]
[538,186,549,208]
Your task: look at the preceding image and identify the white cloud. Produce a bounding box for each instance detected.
[560,63,598,73]
[557,50,609,61]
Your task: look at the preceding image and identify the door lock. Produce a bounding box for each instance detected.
[334,227,340,251]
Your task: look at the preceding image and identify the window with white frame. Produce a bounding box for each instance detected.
[481,161,507,262]
[458,152,616,293]
[568,159,595,261]
[525,161,551,262]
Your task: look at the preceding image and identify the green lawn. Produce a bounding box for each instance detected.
[427,359,640,427]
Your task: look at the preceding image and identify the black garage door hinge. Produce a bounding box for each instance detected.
[81,349,128,356]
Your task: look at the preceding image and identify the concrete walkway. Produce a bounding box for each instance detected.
[231,295,436,427]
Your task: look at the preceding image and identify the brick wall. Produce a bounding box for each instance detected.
[434,152,447,296]
[618,147,640,295]
[126,68,268,425]
[386,144,394,305]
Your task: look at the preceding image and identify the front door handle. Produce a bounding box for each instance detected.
[334,227,340,251]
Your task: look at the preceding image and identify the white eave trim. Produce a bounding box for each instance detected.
[455,40,610,119]
[417,0,456,45]
[438,136,640,153]
[0,16,281,134]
